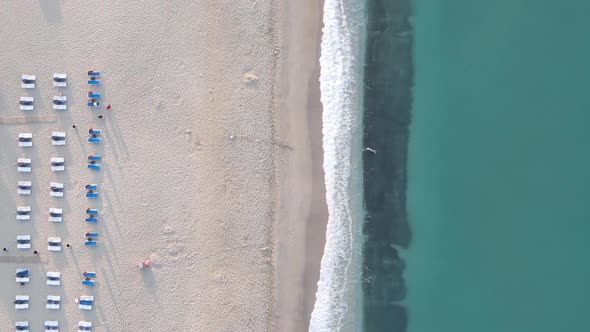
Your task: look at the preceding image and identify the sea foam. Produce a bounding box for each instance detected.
[309,0,366,331]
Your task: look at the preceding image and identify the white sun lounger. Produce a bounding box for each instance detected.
[78,295,93,310]
[50,183,64,198]
[48,237,62,251]
[46,295,60,309]
[18,133,33,147]
[51,157,65,171]
[44,320,59,331]
[78,321,92,331]
[52,95,67,110]
[17,235,31,249]
[17,206,31,221]
[15,321,30,331]
[18,158,31,172]
[51,132,66,146]
[15,295,29,309]
[16,268,30,283]
[53,73,67,87]
[49,208,63,222]
[47,271,61,286]
[19,96,34,110]
[18,181,32,195]
[21,75,35,88]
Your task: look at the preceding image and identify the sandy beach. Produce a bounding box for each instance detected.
[0,1,324,331]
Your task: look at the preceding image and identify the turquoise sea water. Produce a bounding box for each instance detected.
[406,1,590,331]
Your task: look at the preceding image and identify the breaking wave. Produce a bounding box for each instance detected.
[309,0,366,331]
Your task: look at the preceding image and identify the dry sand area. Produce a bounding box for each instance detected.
[0,0,325,331]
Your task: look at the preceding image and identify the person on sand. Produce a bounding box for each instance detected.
[106,104,112,111]
[98,115,103,119]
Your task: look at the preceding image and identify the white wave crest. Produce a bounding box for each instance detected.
[309,0,366,331]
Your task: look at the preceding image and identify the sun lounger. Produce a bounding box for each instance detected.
[86,191,98,198]
[86,208,99,214]
[89,128,102,135]
[14,295,29,309]
[87,70,101,76]
[85,183,98,190]
[51,157,65,171]
[85,232,98,237]
[48,237,62,251]
[52,96,67,110]
[82,279,95,286]
[78,321,92,331]
[86,217,98,223]
[88,154,101,161]
[18,133,33,147]
[83,271,96,277]
[88,136,101,143]
[87,162,100,170]
[19,96,34,110]
[15,321,30,331]
[51,132,66,146]
[88,91,101,98]
[85,240,97,246]
[87,100,101,107]
[17,158,31,172]
[50,183,64,198]
[49,208,63,222]
[18,181,32,195]
[78,296,93,310]
[47,271,61,286]
[44,320,59,331]
[16,269,30,283]
[88,79,100,85]
[17,206,31,220]
[46,295,60,309]
[17,235,31,249]
[54,73,67,87]
[21,75,35,88]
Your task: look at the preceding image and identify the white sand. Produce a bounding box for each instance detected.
[0,1,286,331]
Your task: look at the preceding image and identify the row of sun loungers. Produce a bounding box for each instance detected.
[16,206,99,220]
[14,295,60,309]
[13,233,99,248]
[21,74,68,88]
[14,295,94,310]
[15,206,101,223]
[18,207,61,223]
[16,183,64,197]
[15,320,91,332]
[17,130,102,147]
[17,157,99,174]
[20,73,69,89]
[21,71,101,88]
[17,132,66,147]
[19,96,67,111]
[19,96,68,111]
[16,270,95,286]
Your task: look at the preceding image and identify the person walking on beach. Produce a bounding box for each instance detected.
[98,115,103,119]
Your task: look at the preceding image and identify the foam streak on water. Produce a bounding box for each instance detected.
[309,0,366,331]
